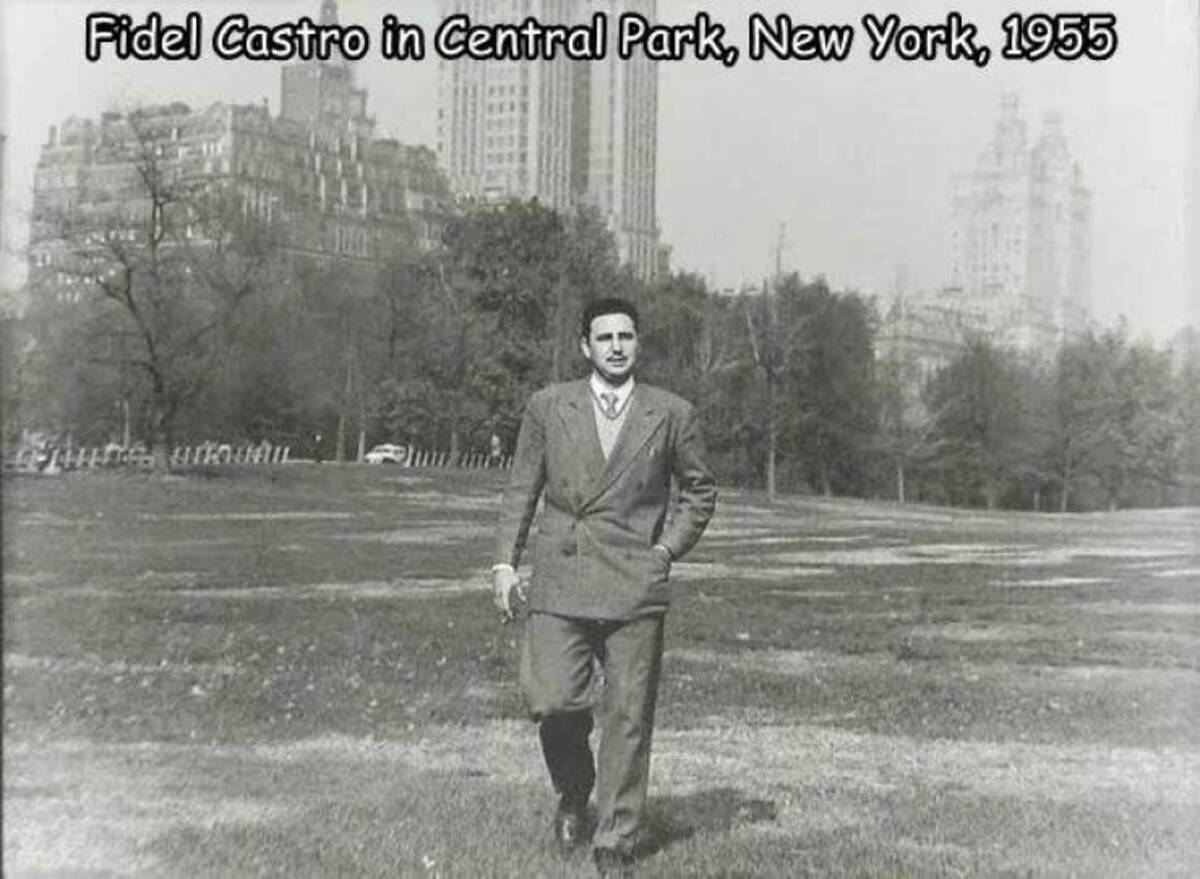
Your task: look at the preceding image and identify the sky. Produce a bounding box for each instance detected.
[1,0,1197,340]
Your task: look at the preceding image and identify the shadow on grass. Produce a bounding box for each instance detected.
[640,786,778,856]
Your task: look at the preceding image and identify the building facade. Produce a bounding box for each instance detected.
[280,0,374,147]
[879,97,1092,388]
[436,0,662,279]
[28,2,449,302]
[949,94,1092,349]
[436,0,577,212]
[573,0,660,280]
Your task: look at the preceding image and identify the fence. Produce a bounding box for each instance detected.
[4,442,291,473]
[3,443,513,473]
[401,448,512,470]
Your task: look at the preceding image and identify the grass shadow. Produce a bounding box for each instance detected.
[640,787,778,856]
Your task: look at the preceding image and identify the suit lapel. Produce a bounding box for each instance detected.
[556,380,607,489]
[583,387,666,507]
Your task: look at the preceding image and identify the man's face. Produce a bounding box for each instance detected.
[581,312,639,386]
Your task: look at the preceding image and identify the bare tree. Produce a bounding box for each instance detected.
[43,108,280,470]
[742,278,816,500]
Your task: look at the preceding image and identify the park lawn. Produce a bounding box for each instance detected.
[4,466,1198,876]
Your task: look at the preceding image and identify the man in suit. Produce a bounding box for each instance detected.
[492,297,717,874]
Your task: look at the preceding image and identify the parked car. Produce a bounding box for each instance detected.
[364,443,408,465]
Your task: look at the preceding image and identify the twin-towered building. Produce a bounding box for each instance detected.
[949,93,1092,344]
[436,0,664,279]
[879,94,1093,375]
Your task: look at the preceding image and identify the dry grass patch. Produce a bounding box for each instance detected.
[334,522,492,544]
[993,576,1113,587]
[5,472,1198,875]
[672,561,834,582]
[6,720,1197,876]
[1155,567,1200,579]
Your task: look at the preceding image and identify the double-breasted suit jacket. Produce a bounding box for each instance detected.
[495,379,717,620]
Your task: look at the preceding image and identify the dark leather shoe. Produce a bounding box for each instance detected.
[592,846,636,877]
[553,803,588,853]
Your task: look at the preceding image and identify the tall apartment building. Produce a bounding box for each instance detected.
[437,0,577,211]
[573,1,659,280]
[436,0,662,279]
[880,96,1092,388]
[949,94,1092,348]
[28,2,449,303]
[280,0,374,147]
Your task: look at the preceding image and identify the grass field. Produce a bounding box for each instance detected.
[4,466,1198,877]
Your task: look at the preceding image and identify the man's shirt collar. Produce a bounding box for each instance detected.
[590,373,635,407]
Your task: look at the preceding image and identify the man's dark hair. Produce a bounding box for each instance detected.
[580,297,640,338]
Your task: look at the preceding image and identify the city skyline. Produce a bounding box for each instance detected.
[1,0,1196,339]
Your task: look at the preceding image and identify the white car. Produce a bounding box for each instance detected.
[364,444,408,465]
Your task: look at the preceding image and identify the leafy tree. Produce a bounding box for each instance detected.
[873,349,948,504]
[635,273,752,484]
[1174,328,1200,501]
[1046,331,1116,511]
[377,252,492,461]
[1087,332,1180,509]
[740,278,800,499]
[433,199,629,456]
[442,199,564,388]
[778,278,878,497]
[636,272,736,397]
[739,274,877,497]
[924,335,1039,509]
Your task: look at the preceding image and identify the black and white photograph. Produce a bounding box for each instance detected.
[1,1,1197,875]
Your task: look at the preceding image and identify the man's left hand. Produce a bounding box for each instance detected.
[492,565,526,622]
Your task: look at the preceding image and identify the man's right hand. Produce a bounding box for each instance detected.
[492,565,526,622]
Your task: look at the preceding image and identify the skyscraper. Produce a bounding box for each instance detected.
[1028,111,1092,333]
[573,1,659,280]
[436,0,661,279]
[436,0,577,212]
[949,95,1092,347]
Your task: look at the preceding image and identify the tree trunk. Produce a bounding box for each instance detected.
[551,278,568,382]
[356,388,367,463]
[1059,458,1072,513]
[120,398,132,448]
[336,336,353,463]
[151,439,170,472]
[449,424,461,467]
[150,392,171,473]
[896,458,906,504]
[765,369,776,501]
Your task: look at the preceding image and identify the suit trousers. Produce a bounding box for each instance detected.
[520,610,665,852]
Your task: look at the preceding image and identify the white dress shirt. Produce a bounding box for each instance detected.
[589,373,635,459]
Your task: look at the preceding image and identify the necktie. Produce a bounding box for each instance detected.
[600,392,619,419]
